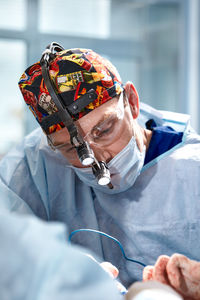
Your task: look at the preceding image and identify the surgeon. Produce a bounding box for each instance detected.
[0,42,200,292]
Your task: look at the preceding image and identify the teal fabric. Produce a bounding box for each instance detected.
[0,104,200,291]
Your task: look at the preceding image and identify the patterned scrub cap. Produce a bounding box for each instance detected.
[18,48,123,134]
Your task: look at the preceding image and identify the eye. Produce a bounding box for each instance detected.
[92,118,117,140]
[93,127,111,138]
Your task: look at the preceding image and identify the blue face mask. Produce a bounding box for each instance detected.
[73,136,146,194]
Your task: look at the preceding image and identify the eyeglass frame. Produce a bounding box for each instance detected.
[47,90,129,151]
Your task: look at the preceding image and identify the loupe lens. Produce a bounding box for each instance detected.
[81,155,94,166]
[76,142,94,166]
[92,161,111,186]
[98,175,110,186]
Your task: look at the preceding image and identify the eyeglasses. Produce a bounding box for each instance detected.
[47,91,128,152]
[83,91,126,148]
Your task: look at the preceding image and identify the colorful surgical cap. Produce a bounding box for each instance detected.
[18,48,123,134]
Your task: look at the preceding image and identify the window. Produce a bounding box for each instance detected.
[39,0,111,38]
[0,0,199,157]
[0,0,26,30]
[0,40,26,155]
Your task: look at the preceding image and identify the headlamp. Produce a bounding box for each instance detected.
[92,161,112,187]
[40,42,113,189]
[76,142,94,166]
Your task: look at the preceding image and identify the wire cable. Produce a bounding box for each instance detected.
[69,228,146,267]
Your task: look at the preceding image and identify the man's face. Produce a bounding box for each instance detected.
[49,94,135,168]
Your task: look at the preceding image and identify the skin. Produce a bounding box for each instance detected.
[49,81,152,168]
[143,254,200,300]
[85,254,119,278]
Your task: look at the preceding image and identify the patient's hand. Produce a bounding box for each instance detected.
[143,253,200,300]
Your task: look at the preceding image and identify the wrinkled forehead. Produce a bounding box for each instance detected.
[50,96,119,141]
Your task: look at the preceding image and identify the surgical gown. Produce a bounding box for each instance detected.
[0,103,200,289]
[0,211,123,300]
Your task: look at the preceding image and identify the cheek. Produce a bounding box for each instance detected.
[111,120,134,153]
[94,132,131,163]
[111,133,131,154]
[110,111,134,149]
[118,117,134,146]
[90,119,134,162]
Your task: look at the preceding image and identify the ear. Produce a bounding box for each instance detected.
[124,81,139,119]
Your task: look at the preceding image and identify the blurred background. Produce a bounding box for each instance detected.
[0,0,199,157]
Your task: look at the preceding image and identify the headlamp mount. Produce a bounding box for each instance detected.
[40,42,112,188]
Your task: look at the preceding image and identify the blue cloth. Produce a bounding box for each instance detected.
[144,125,184,165]
[0,104,200,292]
[0,211,122,300]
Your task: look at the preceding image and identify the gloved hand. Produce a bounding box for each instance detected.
[100,261,119,278]
[143,253,200,300]
[86,254,127,294]
[125,281,182,300]
[86,254,119,278]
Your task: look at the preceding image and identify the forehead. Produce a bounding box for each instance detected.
[50,96,119,141]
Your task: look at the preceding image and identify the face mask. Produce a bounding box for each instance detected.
[73,136,146,194]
